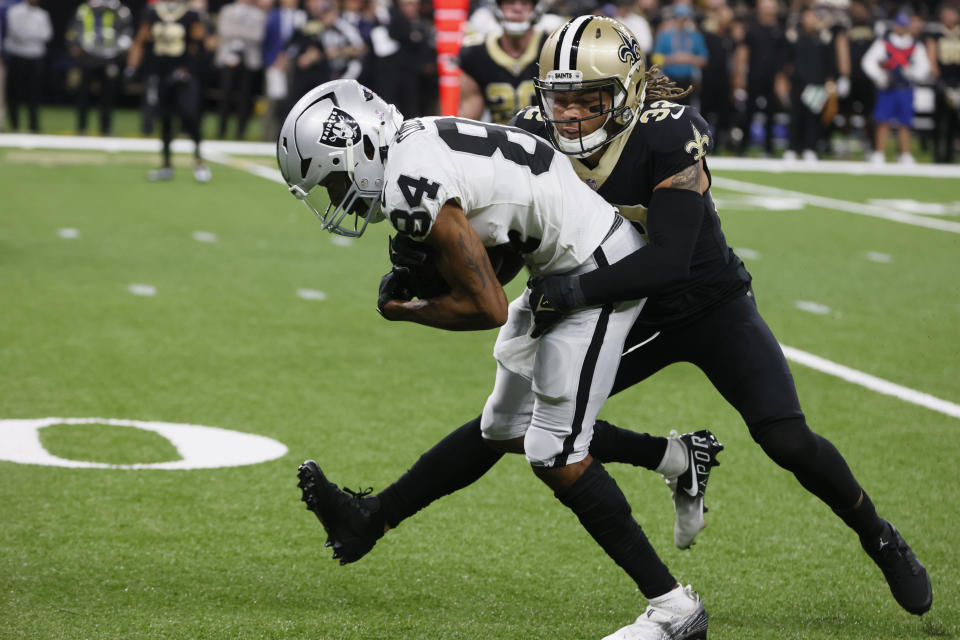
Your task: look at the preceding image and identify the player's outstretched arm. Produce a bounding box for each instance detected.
[379,202,508,331]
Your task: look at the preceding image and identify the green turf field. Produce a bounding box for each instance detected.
[1,146,958,639]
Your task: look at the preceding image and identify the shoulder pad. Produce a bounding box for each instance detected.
[461,32,486,48]
[509,105,545,131]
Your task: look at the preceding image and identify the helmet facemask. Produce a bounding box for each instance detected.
[536,73,633,158]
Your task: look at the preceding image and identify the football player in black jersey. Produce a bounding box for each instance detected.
[523,14,931,621]
[126,0,210,182]
[457,0,549,123]
[298,15,931,633]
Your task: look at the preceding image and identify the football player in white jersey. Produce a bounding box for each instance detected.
[278,78,709,640]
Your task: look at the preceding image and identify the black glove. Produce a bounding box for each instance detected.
[387,234,450,298]
[527,274,586,338]
[377,266,413,317]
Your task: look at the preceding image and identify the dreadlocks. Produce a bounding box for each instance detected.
[642,65,693,104]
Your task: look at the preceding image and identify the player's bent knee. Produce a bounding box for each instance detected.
[751,416,818,469]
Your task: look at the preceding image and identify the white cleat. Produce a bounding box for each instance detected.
[666,474,706,550]
[663,430,724,549]
[147,166,174,181]
[193,163,212,183]
[602,585,708,640]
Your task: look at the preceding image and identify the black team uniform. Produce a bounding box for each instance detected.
[285,17,331,117]
[840,16,877,146]
[301,94,932,616]
[143,2,204,172]
[786,26,835,155]
[929,23,960,163]
[457,30,547,124]
[737,17,788,155]
[700,21,736,152]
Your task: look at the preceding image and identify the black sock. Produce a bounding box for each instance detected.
[377,416,503,529]
[555,459,676,599]
[590,420,667,470]
[834,490,885,540]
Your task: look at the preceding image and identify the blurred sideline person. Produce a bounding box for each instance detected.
[699,2,737,152]
[651,3,706,106]
[734,0,787,156]
[214,0,266,140]
[927,5,960,163]
[66,0,134,136]
[782,8,835,161]
[4,0,51,133]
[127,0,211,182]
[370,0,434,119]
[286,15,932,633]
[458,0,549,123]
[280,72,713,640]
[262,0,305,139]
[862,11,930,164]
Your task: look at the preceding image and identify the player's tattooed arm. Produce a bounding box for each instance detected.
[382,201,507,330]
[655,159,709,194]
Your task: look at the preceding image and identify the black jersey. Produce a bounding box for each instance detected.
[457,31,546,124]
[930,25,960,85]
[846,21,877,84]
[512,101,751,326]
[144,3,202,76]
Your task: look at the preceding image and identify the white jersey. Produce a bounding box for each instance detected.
[381,116,616,277]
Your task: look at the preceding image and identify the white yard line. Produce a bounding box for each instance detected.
[203,150,285,184]
[781,345,960,419]
[709,156,960,178]
[713,176,960,234]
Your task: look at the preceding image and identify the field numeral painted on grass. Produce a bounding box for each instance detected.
[0,418,287,469]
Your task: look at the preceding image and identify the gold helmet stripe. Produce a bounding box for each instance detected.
[556,15,594,71]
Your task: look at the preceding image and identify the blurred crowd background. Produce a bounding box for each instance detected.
[1,0,957,162]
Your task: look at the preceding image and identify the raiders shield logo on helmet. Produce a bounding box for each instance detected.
[319,107,362,147]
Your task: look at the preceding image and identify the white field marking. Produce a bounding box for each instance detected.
[201,150,286,184]
[868,199,960,216]
[127,283,156,297]
[780,347,960,419]
[192,231,218,243]
[712,195,806,211]
[708,156,960,178]
[865,251,893,263]
[7,133,960,178]
[712,176,960,234]
[58,227,80,239]
[330,236,354,247]
[795,300,831,315]
[0,417,288,469]
[296,288,327,301]
[735,247,761,260]
[0,133,274,157]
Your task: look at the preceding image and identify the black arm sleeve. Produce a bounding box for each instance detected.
[577,188,704,305]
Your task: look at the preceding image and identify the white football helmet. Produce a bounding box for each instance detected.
[277,79,404,237]
[492,0,552,37]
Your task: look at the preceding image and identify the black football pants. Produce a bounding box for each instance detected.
[613,292,862,510]
[157,74,202,165]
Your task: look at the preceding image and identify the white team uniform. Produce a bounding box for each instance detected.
[382,116,647,467]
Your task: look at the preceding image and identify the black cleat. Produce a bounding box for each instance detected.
[861,519,932,615]
[297,460,384,565]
